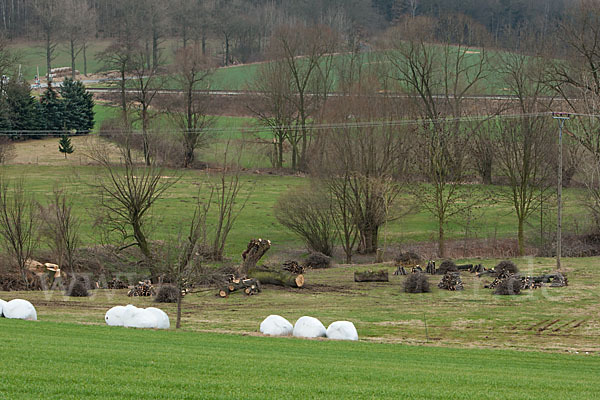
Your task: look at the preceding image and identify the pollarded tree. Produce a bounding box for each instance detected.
[60,78,95,133]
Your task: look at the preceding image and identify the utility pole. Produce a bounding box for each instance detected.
[552,112,570,271]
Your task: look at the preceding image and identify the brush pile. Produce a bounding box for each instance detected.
[282,260,304,274]
[107,277,128,289]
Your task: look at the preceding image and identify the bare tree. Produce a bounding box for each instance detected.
[39,186,80,274]
[495,52,556,255]
[0,178,39,286]
[32,0,63,81]
[269,24,339,170]
[61,0,97,79]
[91,147,179,280]
[0,137,15,164]
[384,17,489,257]
[167,45,215,168]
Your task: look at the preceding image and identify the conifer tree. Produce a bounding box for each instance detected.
[60,78,95,133]
[58,135,74,158]
[40,84,65,135]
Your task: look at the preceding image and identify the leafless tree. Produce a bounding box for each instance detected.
[0,178,39,286]
[61,0,97,78]
[495,52,556,256]
[90,146,179,280]
[32,0,63,81]
[383,17,489,257]
[38,186,80,274]
[268,23,339,170]
[166,45,215,168]
[0,137,15,164]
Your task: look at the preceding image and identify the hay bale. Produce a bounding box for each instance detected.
[260,315,293,336]
[403,272,431,293]
[495,260,519,274]
[3,299,37,320]
[326,321,358,341]
[0,299,7,317]
[304,252,332,269]
[105,304,169,329]
[437,260,458,274]
[293,316,327,338]
[155,285,179,303]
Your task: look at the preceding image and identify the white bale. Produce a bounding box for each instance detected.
[260,315,293,336]
[3,299,37,321]
[293,316,326,338]
[326,321,358,341]
[145,307,170,329]
[106,305,169,329]
[0,299,7,317]
[105,305,127,326]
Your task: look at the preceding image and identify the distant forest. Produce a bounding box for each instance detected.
[0,0,574,62]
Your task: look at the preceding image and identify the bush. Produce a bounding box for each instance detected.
[304,252,332,269]
[437,260,457,274]
[155,284,179,303]
[403,272,431,293]
[66,278,89,297]
[494,277,522,295]
[394,251,421,266]
[495,260,519,274]
[274,186,335,256]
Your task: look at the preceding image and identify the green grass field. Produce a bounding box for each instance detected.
[0,319,596,399]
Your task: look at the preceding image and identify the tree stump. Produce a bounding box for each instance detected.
[354,270,389,282]
[240,238,271,276]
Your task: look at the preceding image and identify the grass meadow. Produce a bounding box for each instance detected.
[0,318,597,400]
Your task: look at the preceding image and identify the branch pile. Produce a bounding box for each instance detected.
[282,260,304,274]
[437,272,464,291]
[107,278,128,289]
[354,269,389,282]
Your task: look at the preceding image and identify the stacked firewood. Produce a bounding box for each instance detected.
[282,260,304,274]
[520,276,543,290]
[438,272,464,291]
[127,280,155,297]
[219,277,261,297]
[484,270,512,289]
[107,278,128,289]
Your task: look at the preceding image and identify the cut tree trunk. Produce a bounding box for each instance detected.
[218,278,262,298]
[248,266,304,288]
[240,238,271,276]
[354,270,389,282]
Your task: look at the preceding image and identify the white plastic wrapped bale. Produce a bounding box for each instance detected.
[0,299,7,317]
[260,315,293,336]
[326,321,358,341]
[105,305,169,329]
[3,299,37,321]
[293,316,326,338]
[105,305,127,326]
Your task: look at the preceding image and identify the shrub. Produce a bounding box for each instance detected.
[304,252,332,269]
[494,277,522,295]
[155,284,179,303]
[66,278,89,297]
[495,260,519,274]
[403,272,431,293]
[274,186,335,256]
[394,251,421,266]
[437,260,457,274]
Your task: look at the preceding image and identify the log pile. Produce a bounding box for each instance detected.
[411,266,423,273]
[548,272,568,287]
[282,260,304,274]
[437,272,464,291]
[107,278,128,289]
[127,280,155,297]
[219,277,261,298]
[484,270,512,289]
[520,276,543,290]
[354,269,389,282]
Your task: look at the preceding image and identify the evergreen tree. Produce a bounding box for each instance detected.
[60,78,95,133]
[58,135,74,158]
[4,80,43,138]
[40,84,65,135]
